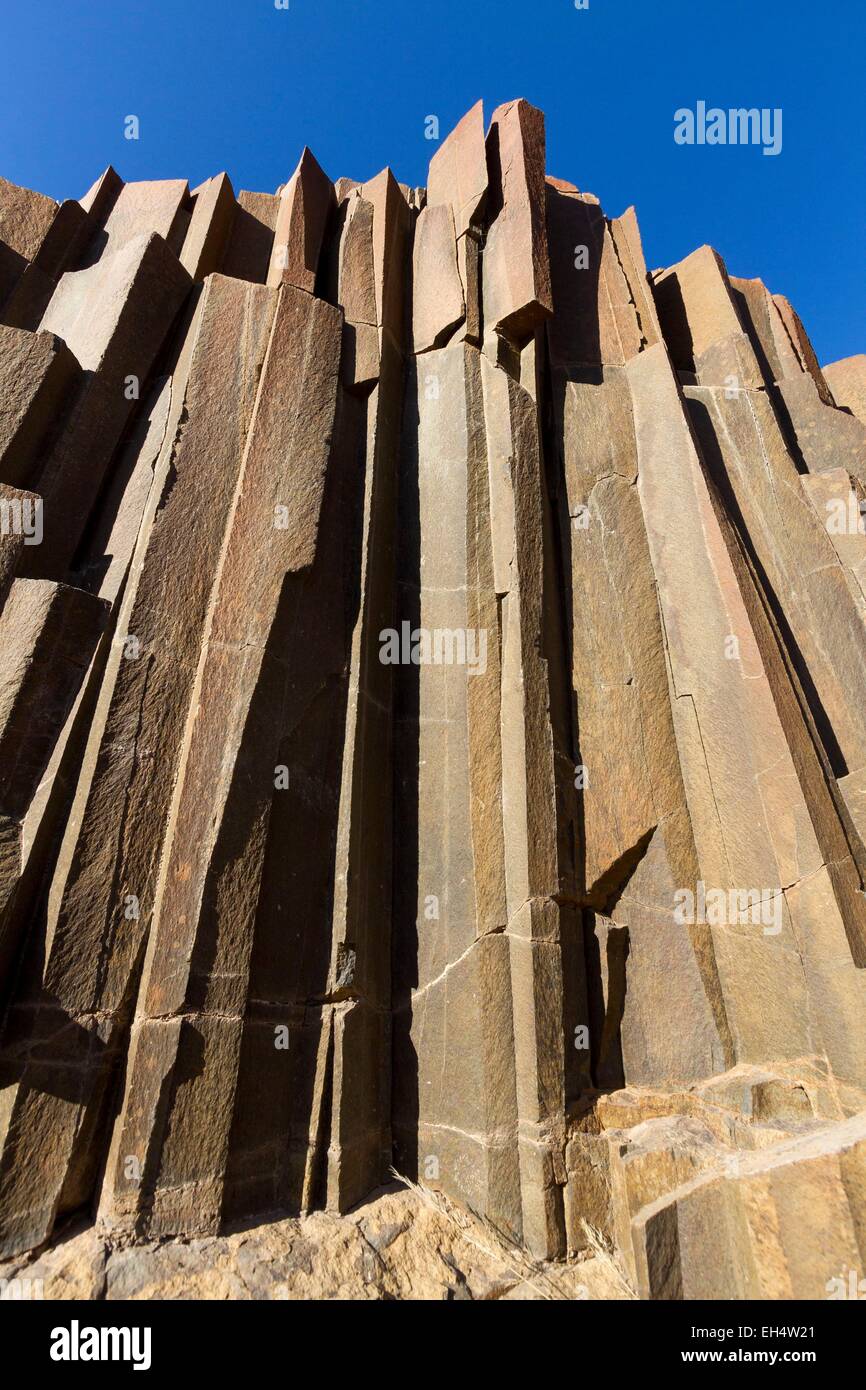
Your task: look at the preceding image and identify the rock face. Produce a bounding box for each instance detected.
[0,102,865,1301]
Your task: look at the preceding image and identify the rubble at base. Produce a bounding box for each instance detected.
[0,1186,630,1302]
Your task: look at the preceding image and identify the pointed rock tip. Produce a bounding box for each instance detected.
[361,167,406,199]
[191,172,234,199]
[281,146,332,194]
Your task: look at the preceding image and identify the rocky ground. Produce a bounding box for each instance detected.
[0,1184,632,1301]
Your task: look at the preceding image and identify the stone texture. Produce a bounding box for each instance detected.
[94,178,189,259]
[181,173,236,281]
[0,578,107,982]
[547,189,647,368]
[0,326,79,488]
[0,1185,626,1301]
[483,100,552,343]
[78,167,123,223]
[266,148,334,293]
[27,232,191,576]
[0,177,57,261]
[0,199,94,332]
[411,204,464,352]
[0,176,58,311]
[220,190,280,283]
[328,191,379,390]
[426,100,488,238]
[0,105,864,1303]
[824,354,866,425]
[632,1111,866,1300]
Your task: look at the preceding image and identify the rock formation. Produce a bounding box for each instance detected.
[1,100,865,1301]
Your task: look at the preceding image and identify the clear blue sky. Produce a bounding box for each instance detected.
[1,0,863,364]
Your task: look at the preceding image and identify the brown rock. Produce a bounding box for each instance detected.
[482,100,552,342]
[266,148,334,292]
[1,200,94,331]
[78,167,123,222]
[101,284,342,1239]
[0,326,78,488]
[0,105,865,1305]
[824,354,866,425]
[426,99,488,237]
[0,177,58,260]
[28,232,191,575]
[0,483,40,608]
[95,178,189,259]
[182,173,236,280]
[411,204,465,353]
[632,1112,866,1299]
[330,192,380,391]
[220,190,280,282]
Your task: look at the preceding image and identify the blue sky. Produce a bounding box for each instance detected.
[1,0,863,364]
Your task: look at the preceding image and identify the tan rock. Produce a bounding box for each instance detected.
[78,166,122,222]
[779,370,866,486]
[0,578,107,984]
[729,275,803,383]
[266,148,334,292]
[483,100,552,342]
[824,353,866,425]
[0,274,276,1256]
[182,173,236,280]
[0,483,40,608]
[96,178,189,259]
[0,176,58,261]
[426,99,488,237]
[360,169,412,344]
[547,189,644,367]
[632,1112,866,1299]
[220,189,280,282]
[411,204,464,353]
[0,325,78,488]
[653,245,757,380]
[330,192,380,390]
[1,199,94,331]
[100,284,342,1239]
[0,104,865,1304]
[28,233,191,575]
[772,292,834,402]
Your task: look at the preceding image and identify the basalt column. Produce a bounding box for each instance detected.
[1,103,866,1297]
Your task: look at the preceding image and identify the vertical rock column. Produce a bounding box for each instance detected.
[0,274,276,1256]
[544,187,730,1110]
[324,167,411,1213]
[393,338,524,1244]
[393,99,581,1258]
[630,340,866,1113]
[482,102,585,1259]
[393,102,524,1246]
[656,248,866,900]
[100,284,342,1238]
